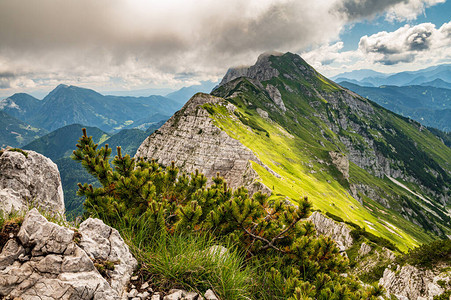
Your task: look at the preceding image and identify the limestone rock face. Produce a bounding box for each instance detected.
[329,151,349,180]
[79,218,137,297]
[219,52,281,86]
[379,264,451,300]
[0,208,136,299]
[135,93,270,194]
[308,212,353,251]
[265,84,286,112]
[0,149,64,215]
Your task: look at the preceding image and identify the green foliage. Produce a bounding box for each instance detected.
[325,212,344,223]
[73,128,381,299]
[396,239,451,269]
[0,210,24,250]
[359,264,389,284]
[433,290,451,300]
[8,148,28,158]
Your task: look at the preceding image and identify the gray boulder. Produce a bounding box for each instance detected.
[79,218,137,297]
[0,149,64,215]
[0,208,136,299]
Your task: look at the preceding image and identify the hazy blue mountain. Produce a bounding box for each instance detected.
[333,78,375,87]
[331,69,389,81]
[120,113,169,131]
[99,128,148,158]
[166,80,218,106]
[23,124,108,161]
[0,93,42,121]
[22,122,163,215]
[333,64,451,87]
[0,111,47,148]
[420,78,451,89]
[339,81,451,131]
[1,84,182,132]
[56,156,99,216]
[145,120,166,135]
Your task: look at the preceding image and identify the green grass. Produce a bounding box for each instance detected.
[203,99,436,251]
[115,213,254,300]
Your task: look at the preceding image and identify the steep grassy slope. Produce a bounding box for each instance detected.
[206,52,451,250]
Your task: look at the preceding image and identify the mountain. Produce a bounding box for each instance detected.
[0,93,42,121]
[22,122,163,215]
[166,80,218,105]
[99,128,148,158]
[0,111,47,148]
[1,84,181,132]
[23,124,108,161]
[136,52,451,251]
[331,69,389,81]
[339,81,451,131]
[420,78,451,89]
[333,64,451,87]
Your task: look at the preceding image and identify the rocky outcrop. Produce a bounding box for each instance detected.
[0,208,137,299]
[265,84,286,112]
[308,212,353,251]
[0,148,64,215]
[379,264,451,300]
[329,151,349,180]
[79,218,137,297]
[219,52,282,87]
[135,93,270,195]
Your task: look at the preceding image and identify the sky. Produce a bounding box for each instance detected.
[0,0,450,98]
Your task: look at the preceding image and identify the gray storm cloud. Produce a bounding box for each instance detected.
[333,0,407,19]
[0,0,446,94]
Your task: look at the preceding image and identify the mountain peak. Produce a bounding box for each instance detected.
[219,52,315,87]
[55,83,69,90]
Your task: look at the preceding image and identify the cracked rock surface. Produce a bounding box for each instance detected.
[79,218,137,297]
[0,208,137,299]
[0,149,64,215]
[135,93,271,195]
[379,264,451,300]
[308,211,353,251]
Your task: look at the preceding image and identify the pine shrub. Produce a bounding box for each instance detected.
[73,128,382,299]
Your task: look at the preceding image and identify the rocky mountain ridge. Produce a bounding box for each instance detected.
[135,93,272,194]
[136,52,451,249]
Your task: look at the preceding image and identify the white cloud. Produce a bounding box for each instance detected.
[0,0,447,97]
[303,21,451,77]
[385,0,446,22]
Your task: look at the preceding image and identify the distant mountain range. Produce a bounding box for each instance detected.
[339,82,451,132]
[0,82,213,148]
[0,111,47,148]
[0,84,179,132]
[22,123,160,215]
[332,64,451,88]
[166,80,217,105]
